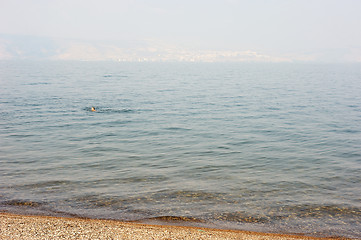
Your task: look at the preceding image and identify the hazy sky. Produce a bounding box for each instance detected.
[1,0,361,60]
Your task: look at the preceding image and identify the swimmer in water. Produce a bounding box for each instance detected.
[91,107,96,112]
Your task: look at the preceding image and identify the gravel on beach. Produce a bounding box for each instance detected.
[0,213,347,240]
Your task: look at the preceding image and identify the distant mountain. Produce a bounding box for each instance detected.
[2,34,358,62]
[0,34,287,62]
[0,34,58,60]
[0,34,154,61]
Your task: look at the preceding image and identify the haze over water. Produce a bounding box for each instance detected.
[0,61,360,238]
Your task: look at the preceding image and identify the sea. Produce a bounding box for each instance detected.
[0,61,360,238]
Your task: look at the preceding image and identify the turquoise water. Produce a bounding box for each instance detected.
[0,61,360,238]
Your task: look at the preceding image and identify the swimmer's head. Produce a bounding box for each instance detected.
[91,107,96,112]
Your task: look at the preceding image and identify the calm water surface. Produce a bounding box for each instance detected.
[0,61,360,238]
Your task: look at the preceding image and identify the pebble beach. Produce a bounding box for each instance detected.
[0,213,350,240]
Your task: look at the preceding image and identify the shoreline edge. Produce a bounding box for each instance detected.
[0,212,351,240]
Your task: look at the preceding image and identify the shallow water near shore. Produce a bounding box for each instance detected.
[0,61,360,238]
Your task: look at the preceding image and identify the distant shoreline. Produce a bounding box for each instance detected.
[0,212,349,240]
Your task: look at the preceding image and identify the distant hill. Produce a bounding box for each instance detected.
[2,34,358,62]
[0,34,156,61]
[0,34,58,60]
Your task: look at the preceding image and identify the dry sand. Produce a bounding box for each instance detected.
[0,212,349,240]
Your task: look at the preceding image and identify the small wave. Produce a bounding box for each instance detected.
[8,133,36,138]
[212,212,269,223]
[164,127,191,131]
[139,216,204,223]
[106,109,133,113]
[15,180,75,189]
[341,129,360,134]
[277,204,361,219]
[103,74,128,78]
[148,190,226,203]
[26,82,50,86]
[2,199,42,207]
[347,104,359,108]
[72,189,223,209]
[266,107,281,111]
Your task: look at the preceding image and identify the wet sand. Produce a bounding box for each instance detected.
[0,212,349,240]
